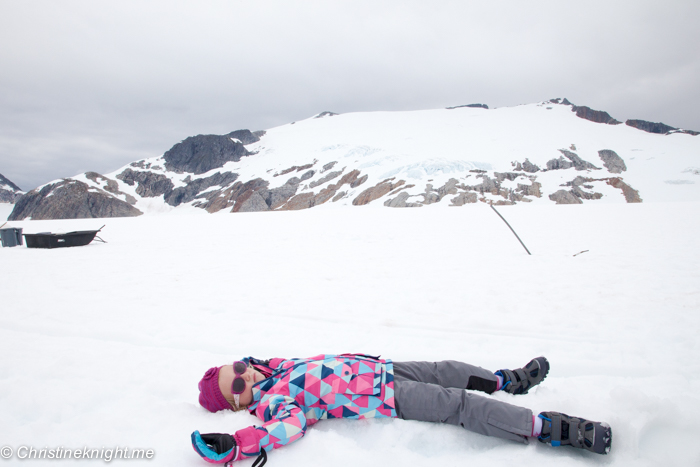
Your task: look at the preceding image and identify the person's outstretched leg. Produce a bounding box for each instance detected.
[495,357,549,395]
[536,411,612,455]
[393,361,500,394]
[393,378,613,454]
[393,357,549,395]
[393,378,533,443]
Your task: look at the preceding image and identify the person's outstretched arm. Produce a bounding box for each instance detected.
[192,394,307,464]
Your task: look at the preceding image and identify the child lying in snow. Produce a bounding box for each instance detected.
[192,355,612,465]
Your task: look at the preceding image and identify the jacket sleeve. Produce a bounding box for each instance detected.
[231,394,308,461]
[268,358,286,369]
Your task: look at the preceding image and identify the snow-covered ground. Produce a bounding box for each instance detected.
[0,203,13,223]
[1,202,699,466]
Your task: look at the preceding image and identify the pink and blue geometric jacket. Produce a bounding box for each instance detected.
[233,354,396,461]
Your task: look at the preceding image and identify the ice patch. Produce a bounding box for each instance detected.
[664,180,695,185]
[380,160,492,180]
[344,146,381,159]
[321,144,347,152]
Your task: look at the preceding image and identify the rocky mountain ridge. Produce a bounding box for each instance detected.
[0,173,23,204]
[7,98,699,220]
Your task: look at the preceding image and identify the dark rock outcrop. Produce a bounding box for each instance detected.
[193,169,368,213]
[450,192,478,206]
[550,98,573,106]
[237,191,270,212]
[9,180,142,220]
[458,172,540,204]
[569,181,603,200]
[623,119,699,135]
[598,150,627,174]
[117,169,174,198]
[0,173,22,192]
[446,104,489,110]
[571,185,603,200]
[388,184,414,197]
[546,150,600,171]
[517,181,542,198]
[85,172,137,205]
[571,105,621,125]
[281,192,316,210]
[353,178,405,206]
[546,157,573,171]
[560,176,604,200]
[353,171,533,208]
[163,134,249,174]
[226,129,261,145]
[559,175,641,203]
[384,191,422,207]
[0,172,23,203]
[192,178,269,213]
[314,111,338,118]
[417,179,460,205]
[513,159,540,173]
[321,170,366,200]
[276,163,315,177]
[321,161,337,173]
[352,174,368,188]
[0,189,21,204]
[549,189,583,205]
[606,177,642,203]
[85,171,109,184]
[164,172,239,207]
[309,170,342,188]
[465,174,496,194]
[266,177,301,209]
[281,169,365,210]
[494,172,521,183]
[558,150,600,171]
[130,160,153,169]
[227,179,271,213]
[625,119,676,134]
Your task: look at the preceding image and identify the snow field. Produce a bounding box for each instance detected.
[1,202,699,466]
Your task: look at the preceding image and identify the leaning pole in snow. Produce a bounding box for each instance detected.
[489,204,532,255]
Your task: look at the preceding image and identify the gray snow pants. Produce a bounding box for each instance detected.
[392,361,533,443]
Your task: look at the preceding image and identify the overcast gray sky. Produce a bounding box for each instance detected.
[1,0,698,191]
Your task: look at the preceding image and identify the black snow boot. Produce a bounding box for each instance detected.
[537,411,612,455]
[496,356,549,395]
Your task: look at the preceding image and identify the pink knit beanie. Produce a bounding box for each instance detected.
[198,366,232,413]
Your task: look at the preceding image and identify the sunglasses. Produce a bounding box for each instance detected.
[230,361,249,408]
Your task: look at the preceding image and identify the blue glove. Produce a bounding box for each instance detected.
[191,431,238,464]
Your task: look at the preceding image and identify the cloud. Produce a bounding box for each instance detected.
[1,0,699,190]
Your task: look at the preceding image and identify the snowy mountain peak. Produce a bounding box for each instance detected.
[8,100,700,220]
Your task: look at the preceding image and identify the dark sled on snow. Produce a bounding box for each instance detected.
[23,225,106,249]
